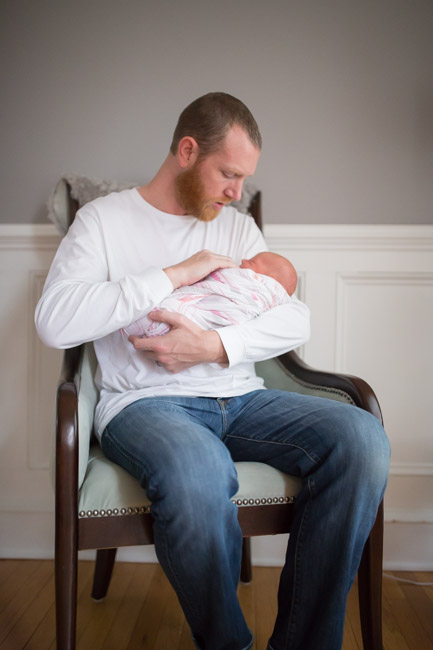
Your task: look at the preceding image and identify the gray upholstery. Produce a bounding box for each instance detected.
[255,359,355,404]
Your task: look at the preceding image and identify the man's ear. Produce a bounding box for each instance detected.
[177,136,200,168]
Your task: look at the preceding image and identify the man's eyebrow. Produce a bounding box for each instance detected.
[223,167,247,178]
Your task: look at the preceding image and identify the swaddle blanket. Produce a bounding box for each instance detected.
[122,267,290,338]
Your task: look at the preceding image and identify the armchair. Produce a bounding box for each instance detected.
[54,183,384,650]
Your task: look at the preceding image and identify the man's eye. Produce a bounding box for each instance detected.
[223,171,235,179]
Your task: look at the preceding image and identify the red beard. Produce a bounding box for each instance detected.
[175,162,229,222]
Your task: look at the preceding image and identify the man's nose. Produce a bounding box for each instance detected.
[224,180,243,202]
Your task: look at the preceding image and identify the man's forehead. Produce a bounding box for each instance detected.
[212,126,260,176]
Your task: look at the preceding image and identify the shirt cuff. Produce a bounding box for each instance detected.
[138,266,174,302]
[215,325,247,368]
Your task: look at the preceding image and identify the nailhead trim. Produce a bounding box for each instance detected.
[231,496,295,507]
[79,505,151,518]
[78,496,295,518]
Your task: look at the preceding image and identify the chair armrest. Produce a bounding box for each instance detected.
[57,343,97,489]
[278,350,383,423]
[55,346,84,527]
[56,345,84,495]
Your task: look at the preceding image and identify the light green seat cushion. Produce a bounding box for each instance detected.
[78,445,301,518]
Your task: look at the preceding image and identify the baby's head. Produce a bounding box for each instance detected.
[240,252,297,295]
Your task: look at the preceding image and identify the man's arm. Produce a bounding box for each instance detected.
[35,208,172,348]
[163,249,237,289]
[216,297,310,367]
[35,208,237,349]
[130,297,309,373]
[130,309,228,373]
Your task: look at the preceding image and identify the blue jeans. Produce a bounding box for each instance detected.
[101,389,390,650]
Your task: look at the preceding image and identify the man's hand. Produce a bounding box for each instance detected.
[129,309,228,373]
[163,250,237,290]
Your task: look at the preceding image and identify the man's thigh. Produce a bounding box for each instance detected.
[225,389,382,477]
[101,395,237,495]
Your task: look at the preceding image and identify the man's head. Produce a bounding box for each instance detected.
[170,92,262,158]
[172,93,262,221]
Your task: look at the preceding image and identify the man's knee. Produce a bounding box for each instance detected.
[335,406,390,487]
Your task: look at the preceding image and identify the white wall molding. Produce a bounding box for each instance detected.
[335,271,433,372]
[27,270,57,470]
[264,224,433,252]
[1,223,432,568]
[0,224,61,250]
[390,462,433,476]
[385,509,433,524]
[2,222,433,251]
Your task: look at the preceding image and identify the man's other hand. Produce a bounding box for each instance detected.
[163,250,237,290]
[128,310,228,373]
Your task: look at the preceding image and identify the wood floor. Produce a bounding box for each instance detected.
[0,560,432,650]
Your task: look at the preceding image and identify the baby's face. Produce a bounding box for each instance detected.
[240,258,256,272]
[240,255,270,276]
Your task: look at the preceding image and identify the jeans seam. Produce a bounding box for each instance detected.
[156,518,202,624]
[242,632,254,650]
[217,398,229,437]
[285,475,315,648]
[225,433,321,465]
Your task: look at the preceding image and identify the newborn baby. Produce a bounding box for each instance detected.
[123,252,297,338]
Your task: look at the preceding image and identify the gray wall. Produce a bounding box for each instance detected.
[1,0,432,225]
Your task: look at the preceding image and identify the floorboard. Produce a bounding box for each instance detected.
[0,560,431,649]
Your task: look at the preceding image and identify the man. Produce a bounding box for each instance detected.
[36,92,390,650]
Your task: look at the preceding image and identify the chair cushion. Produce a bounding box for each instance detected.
[78,445,301,518]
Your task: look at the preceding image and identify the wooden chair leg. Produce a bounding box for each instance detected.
[357,501,384,650]
[91,548,118,600]
[55,515,78,650]
[240,537,252,583]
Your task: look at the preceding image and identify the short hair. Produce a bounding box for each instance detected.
[169,92,262,157]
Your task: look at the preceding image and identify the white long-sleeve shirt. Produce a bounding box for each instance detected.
[35,188,310,439]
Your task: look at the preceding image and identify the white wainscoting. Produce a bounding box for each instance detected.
[0,223,432,569]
